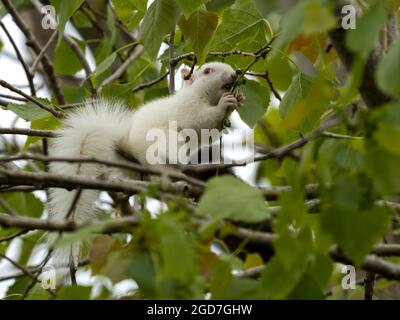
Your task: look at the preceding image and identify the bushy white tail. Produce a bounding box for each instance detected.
[46,99,132,280]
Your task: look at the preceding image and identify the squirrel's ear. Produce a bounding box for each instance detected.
[181,68,193,85]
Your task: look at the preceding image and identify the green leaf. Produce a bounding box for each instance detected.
[54,37,86,75]
[25,115,61,148]
[157,215,197,282]
[58,286,92,300]
[253,0,278,18]
[72,10,93,28]
[210,258,232,299]
[302,2,336,35]
[366,103,400,194]
[0,193,43,218]
[320,175,390,265]
[92,52,117,80]
[112,0,147,30]
[7,99,53,121]
[176,0,206,17]
[287,274,325,299]
[89,235,123,274]
[265,56,293,92]
[375,104,400,147]
[206,0,235,13]
[178,9,218,63]
[51,0,85,33]
[127,252,157,297]
[346,1,387,57]
[139,0,179,60]
[196,176,270,223]
[25,284,53,300]
[238,79,270,128]
[210,0,271,51]
[144,86,169,102]
[62,85,88,104]
[5,278,30,300]
[375,124,400,156]
[55,224,103,248]
[376,38,400,97]
[269,2,305,59]
[261,255,303,299]
[279,73,313,119]
[366,144,400,195]
[310,253,333,289]
[216,278,266,299]
[94,7,117,64]
[0,0,27,19]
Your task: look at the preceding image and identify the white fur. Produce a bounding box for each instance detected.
[47,62,237,280]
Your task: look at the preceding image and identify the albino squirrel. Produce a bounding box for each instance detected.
[46,62,243,280]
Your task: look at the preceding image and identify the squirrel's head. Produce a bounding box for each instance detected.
[181,62,237,104]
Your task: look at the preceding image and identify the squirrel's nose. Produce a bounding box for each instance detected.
[230,73,237,80]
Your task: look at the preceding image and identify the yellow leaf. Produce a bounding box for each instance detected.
[244,253,263,269]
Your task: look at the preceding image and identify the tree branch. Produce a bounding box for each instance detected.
[168,30,176,94]
[0,127,57,137]
[101,45,144,87]
[0,153,205,188]
[170,49,270,66]
[0,169,201,201]
[0,0,65,104]
[328,2,393,108]
[0,213,139,233]
[0,21,35,96]
[330,248,400,281]
[246,71,282,101]
[0,79,63,118]
[132,72,169,93]
[185,120,338,172]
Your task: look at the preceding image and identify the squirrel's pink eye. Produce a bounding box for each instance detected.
[203,67,213,74]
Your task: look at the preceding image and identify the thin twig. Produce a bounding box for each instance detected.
[0,229,30,242]
[0,21,36,96]
[0,153,205,188]
[246,71,282,101]
[321,131,363,140]
[0,0,65,104]
[101,45,144,87]
[330,248,400,281]
[0,213,140,233]
[0,79,63,118]
[65,187,82,220]
[0,196,18,216]
[364,271,375,300]
[0,252,36,280]
[0,127,57,137]
[63,36,96,95]
[0,93,28,102]
[30,30,58,74]
[168,30,176,94]
[184,124,331,172]
[132,72,169,93]
[170,50,268,66]
[0,169,201,201]
[31,0,95,96]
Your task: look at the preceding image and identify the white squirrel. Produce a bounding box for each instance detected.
[46,62,243,281]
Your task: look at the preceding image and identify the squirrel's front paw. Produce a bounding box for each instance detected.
[234,92,245,104]
[218,92,240,111]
